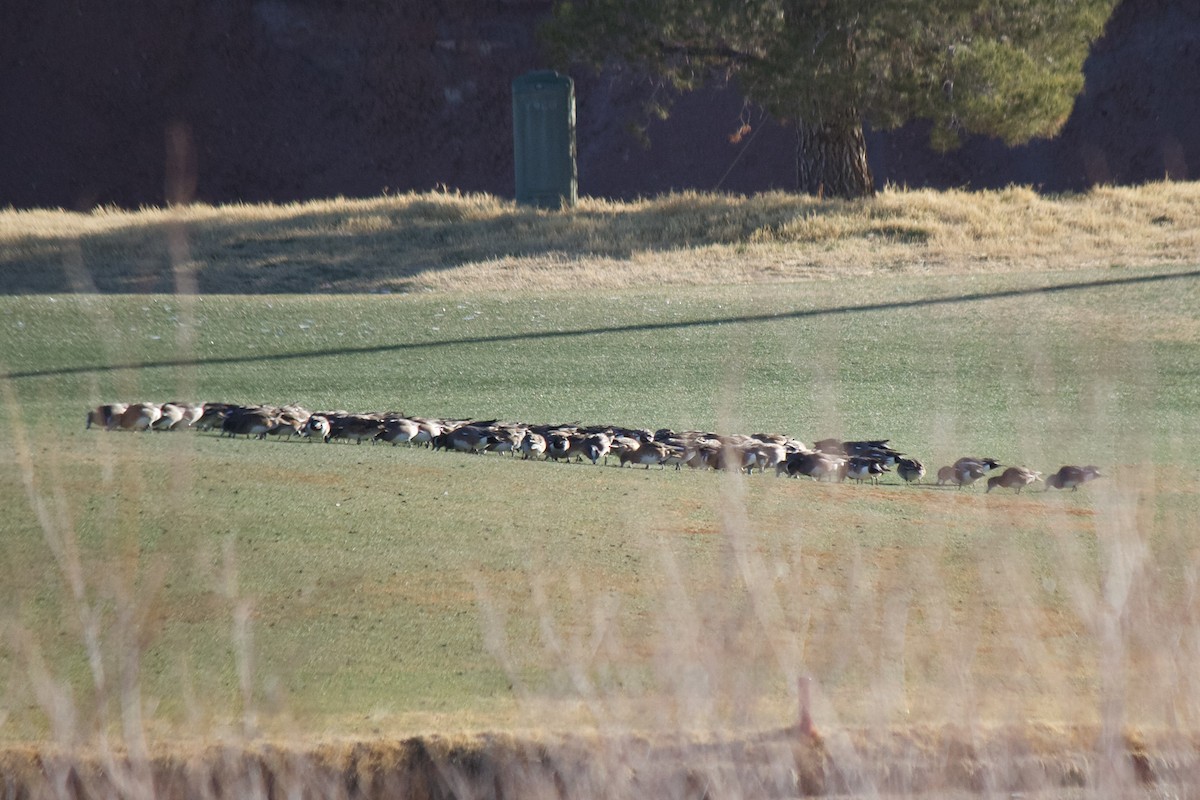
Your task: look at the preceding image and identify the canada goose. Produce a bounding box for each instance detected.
[324,414,383,444]
[194,403,232,431]
[986,466,1042,493]
[267,405,309,440]
[86,403,127,430]
[845,456,889,484]
[221,406,275,439]
[152,403,187,431]
[518,430,547,460]
[778,451,842,481]
[619,441,669,469]
[1045,465,1103,491]
[728,438,763,473]
[860,447,902,468]
[546,432,577,462]
[696,441,724,470]
[446,425,492,454]
[954,456,1002,472]
[486,426,525,456]
[750,432,794,448]
[380,416,421,445]
[583,432,613,465]
[945,456,1001,489]
[751,442,788,475]
[953,463,988,489]
[300,414,331,442]
[116,402,163,432]
[661,443,689,470]
[897,457,926,484]
[815,438,894,458]
[410,418,444,447]
[610,435,642,455]
[937,462,986,488]
[178,402,205,428]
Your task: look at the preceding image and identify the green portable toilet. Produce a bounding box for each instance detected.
[512,70,577,209]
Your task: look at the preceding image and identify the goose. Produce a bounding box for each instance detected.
[896,458,926,484]
[86,403,127,430]
[731,437,766,473]
[619,441,669,469]
[582,432,613,465]
[486,426,526,456]
[1045,465,1102,491]
[778,451,842,481]
[936,461,987,488]
[221,406,275,439]
[178,402,205,428]
[410,418,445,447]
[815,438,894,458]
[194,403,232,431]
[152,403,187,431]
[986,466,1042,493]
[446,424,492,453]
[518,430,547,460]
[751,442,789,475]
[546,432,577,462]
[954,456,1002,472]
[845,456,889,484]
[117,402,163,431]
[661,443,689,470]
[380,416,421,445]
[952,462,988,489]
[329,414,385,444]
[301,414,331,443]
[696,441,724,470]
[267,406,309,439]
[945,456,1001,489]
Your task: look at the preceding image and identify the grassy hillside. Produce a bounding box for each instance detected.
[2,187,1200,778]
[2,183,1199,294]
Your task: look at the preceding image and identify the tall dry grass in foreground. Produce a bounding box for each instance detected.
[1,182,1198,293]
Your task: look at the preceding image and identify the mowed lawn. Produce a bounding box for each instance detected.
[2,264,1200,743]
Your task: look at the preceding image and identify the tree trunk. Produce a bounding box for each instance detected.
[794,113,875,199]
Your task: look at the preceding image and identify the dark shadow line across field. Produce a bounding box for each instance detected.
[4,268,1199,380]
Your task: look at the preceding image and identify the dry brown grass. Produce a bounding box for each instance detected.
[1,722,1188,800]
[1,183,1198,294]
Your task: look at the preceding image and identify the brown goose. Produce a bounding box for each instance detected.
[619,441,669,469]
[86,403,127,430]
[221,406,276,439]
[1045,465,1102,491]
[116,402,163,432]
[380,416,421,445]
[986,466,1042,493]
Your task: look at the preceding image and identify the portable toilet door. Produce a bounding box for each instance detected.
[512,70,577,209]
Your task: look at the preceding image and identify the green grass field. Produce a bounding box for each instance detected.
[2,190,1200,795]
[4,266,1200,741]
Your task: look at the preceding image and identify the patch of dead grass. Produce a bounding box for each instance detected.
[2,183,1198,294]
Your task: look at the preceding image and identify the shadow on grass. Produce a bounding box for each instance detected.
[5,268,1198,381]
[0,194,826,294]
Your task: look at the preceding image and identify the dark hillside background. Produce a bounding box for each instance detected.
[1,0,1197,210]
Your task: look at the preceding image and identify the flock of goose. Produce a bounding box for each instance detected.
[85,401,1103,493]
